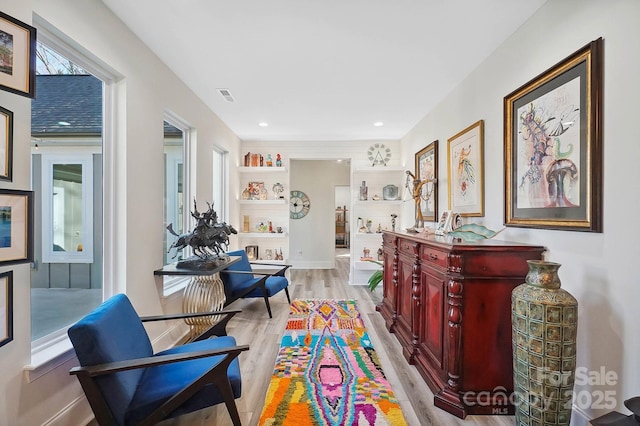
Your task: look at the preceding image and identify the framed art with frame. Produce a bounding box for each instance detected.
[0,270,12,348]
[435,210,453,235]
[504,38,603,232]
[0,106,13,181]
[245,245,259,261]
[0,189,34,266]
[448,120,484,217]
[415,140,438,222]
[0,11,37,98]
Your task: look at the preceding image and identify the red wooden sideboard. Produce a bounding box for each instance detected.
[378,231,545,418]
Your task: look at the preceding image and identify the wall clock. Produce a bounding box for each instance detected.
[367,143,391,166]
[290,190,310,219]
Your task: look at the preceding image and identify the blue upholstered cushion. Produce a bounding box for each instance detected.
[68,294,153,426]
[222,250,288,299]
[125,336,242,425]
[244,275,288,298]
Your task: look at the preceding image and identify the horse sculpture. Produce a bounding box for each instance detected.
[167,200,237,261]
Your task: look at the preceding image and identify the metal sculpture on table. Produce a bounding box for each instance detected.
[405,170,436,232]
[167,200,237,270]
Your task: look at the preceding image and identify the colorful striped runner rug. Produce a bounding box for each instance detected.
[259,299,407,425]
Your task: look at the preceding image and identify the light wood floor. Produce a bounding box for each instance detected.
[160,251,515,426]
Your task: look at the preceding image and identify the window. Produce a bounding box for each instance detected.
[212,148,228,222]
[29,16,118,370]
[41,154,94,264]
[163,115,188,265]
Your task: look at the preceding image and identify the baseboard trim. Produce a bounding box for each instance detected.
[42,395,94,426]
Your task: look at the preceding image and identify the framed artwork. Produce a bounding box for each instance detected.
[0,270,12,348]
[448,120,484,217]
[0,189,34,266]
[415,140,438,222]
[245,245,258,261]
[0,11,36,98]
[0,106,13,181]
[504,38,603,232]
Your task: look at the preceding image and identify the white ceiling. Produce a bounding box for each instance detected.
[99,0,547,142]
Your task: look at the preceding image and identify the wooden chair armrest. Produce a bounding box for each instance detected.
[70,345,250,378]
[140,309,241,323]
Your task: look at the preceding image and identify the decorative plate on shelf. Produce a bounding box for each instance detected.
[367,143,391,166]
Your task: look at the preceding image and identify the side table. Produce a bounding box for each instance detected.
[154,256,240,340]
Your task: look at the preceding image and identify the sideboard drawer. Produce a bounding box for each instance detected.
[421,246,448,268]
[398,239,419,256]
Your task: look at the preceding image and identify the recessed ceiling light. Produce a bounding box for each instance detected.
[258,122,269,127]
[373,121,384,127]
[58,121,71,126]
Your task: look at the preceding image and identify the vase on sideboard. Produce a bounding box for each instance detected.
[512,260,578,426]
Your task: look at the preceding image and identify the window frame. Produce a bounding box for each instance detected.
[27,15,121,379]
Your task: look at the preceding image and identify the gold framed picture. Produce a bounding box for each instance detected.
[504,38,603,232]
[448,120,484,217]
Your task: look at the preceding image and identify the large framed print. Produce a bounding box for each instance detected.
[504,38,603,232]
[448,120,484,217]
[0,270,12,348]
[0,189,34,266]
[0,106,13,181]
[0,11,36,98]
[414,140,438,222]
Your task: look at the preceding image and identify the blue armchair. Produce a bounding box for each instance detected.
[67,294,249,426]
[221,249,291,318]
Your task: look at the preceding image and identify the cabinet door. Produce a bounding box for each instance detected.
[382,249,395,307]
[418,266,445,370]
[396,254,414,344]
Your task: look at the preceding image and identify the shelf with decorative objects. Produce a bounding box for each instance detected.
[238,166,287,174]
[349,166,404,285]
[238,232,288,238]
[238,153,289,263]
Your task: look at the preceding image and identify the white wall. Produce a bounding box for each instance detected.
[290,160,350,268]
[400,0,640,423]
[0,0,242,424]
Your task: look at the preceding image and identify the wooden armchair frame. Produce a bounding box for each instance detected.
[221,259,292,318]
[69,304,249,426]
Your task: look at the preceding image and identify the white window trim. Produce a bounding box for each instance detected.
[28,15,122,375]
[162,111,193,296]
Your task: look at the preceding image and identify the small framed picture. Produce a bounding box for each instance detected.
[0,270,13,348]
[448,120,484,217]
[415,140,438,222]
[0,189,34,266]
[0,106,13,181]
[435,210,453,235]
[245,245,259,261]
[0,11,37,98]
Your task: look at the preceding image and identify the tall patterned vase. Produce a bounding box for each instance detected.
[512,260,578,426]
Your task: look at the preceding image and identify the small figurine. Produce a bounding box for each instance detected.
[363,247,371,259]
[276,153,282,167]
[266,154,273,167]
